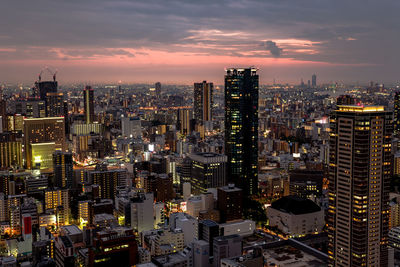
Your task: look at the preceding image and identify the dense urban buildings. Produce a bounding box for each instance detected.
[0,24,398,267]
[224,68,259,197]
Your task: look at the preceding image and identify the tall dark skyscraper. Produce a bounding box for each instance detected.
[328,105,392,267]
[83,86,94,124]
[155,82,161,99]
[36,80,58,101]
[312,74,317,88]
[224,68,259,197]
[394,91,400,137]
[194,81,213,124]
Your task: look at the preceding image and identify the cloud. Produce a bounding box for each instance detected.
[265,41,282,57]
[0,0,400,82]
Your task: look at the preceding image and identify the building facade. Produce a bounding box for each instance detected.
[328,105,392,266]
[194,81,213,124]
[224,68,259,197]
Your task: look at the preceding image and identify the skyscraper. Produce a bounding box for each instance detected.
[312,74,317,88]
[53,151,73,189]
[155,82,161,99]
[83,86,94,124]
[36,80,58,102]
[328,105,392,267]
[394,92,400,137]
[224,68,259,197]
[177,108,193,136]
[194,81,213,124]
[45,92,64,117]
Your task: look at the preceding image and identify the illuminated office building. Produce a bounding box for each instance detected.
[188,152,227,195]
[84,86,95,124]
[23,117,65,169]
[31,142,56,169]
[46,92,64,117]
[224,68,259,197]
[328,105,392,267]
[194,81,213,124]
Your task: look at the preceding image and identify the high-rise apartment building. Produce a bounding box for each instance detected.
[45,188,69,226]
[194,81,213,124]
[23,117,66,169]
[53,151,73,189]
[177,108,193,136]
[88,164,127,200]
[328,105,392,267]
[224,68,259,197]
[188,152,227,195]
[83,86,94,124]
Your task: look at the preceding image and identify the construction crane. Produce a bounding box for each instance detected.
[38,66,57,82]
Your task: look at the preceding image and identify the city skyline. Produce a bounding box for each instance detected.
[1,0,399,84]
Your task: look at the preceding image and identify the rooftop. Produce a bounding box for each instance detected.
[263,240,327,267]
[270,196,321,215]
[337,105,385,113]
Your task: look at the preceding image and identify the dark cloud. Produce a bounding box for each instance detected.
[265,41,282,57]
[0,0,400,82]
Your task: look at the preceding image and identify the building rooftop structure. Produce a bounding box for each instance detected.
[270,195,321,215]
[336,105,385,113]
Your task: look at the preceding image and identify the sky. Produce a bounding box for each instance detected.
[0,0,399,85]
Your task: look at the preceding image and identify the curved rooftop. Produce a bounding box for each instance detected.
[271,195,321,215]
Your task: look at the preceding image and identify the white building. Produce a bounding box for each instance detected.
[131,193,154,233]
[219,220,255,237]
[121,116,142,138]
[169,213,198,246]
[267,196,324,237]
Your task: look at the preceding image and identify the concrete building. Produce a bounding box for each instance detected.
[219,220,255,237]
[217,184,243,223]
[169,213,198,246]
[121,116,142,138]
[213,235,242,267]
[193,239,211,267]
[267,196,324,237]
